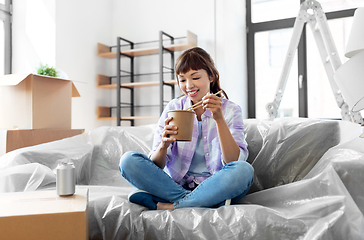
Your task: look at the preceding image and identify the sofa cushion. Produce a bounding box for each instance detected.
[243,118,340,193]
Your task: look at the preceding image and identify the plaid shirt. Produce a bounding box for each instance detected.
[149,95,249,186]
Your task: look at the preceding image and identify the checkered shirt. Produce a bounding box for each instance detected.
[149,95,249,186]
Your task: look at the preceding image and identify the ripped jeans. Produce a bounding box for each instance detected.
[119,151,254,209]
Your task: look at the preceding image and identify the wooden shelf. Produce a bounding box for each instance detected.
[97,106,159,120]
[97,74,177,88]
[97,31,197,59]
[97,30,196,125]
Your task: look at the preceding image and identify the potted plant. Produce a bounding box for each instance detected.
[36,63,59,78]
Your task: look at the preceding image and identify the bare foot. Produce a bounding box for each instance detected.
[157,202,174,210]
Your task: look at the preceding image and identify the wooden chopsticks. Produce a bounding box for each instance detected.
[185,90,224,111]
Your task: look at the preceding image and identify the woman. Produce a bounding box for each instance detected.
[119,47,254,210]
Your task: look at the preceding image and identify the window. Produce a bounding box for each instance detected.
[247,0,364,119]
[255,28,299,118]
[252,0,299,23]
[0,0,11,74]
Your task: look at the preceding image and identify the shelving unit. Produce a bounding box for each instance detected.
[96,30,197,126]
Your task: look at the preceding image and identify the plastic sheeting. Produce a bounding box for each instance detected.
[0,118,363,239]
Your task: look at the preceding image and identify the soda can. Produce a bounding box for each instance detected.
[56,161,76,196]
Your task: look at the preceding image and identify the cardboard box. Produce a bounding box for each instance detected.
[0,188,89,240]
[0,73,80,129]
[0,128,84,156]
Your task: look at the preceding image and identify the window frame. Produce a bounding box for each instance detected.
[246,0,356,118]
[0,0,11,74]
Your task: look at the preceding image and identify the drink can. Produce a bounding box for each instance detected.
[56,162,76,196]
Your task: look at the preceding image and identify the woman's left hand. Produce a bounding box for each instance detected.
[202,93,223,121]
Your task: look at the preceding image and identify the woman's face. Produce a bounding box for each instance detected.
[177,69,212,105]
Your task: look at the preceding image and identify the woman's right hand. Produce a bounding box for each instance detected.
[160,117,177,149]
[151,117,177,169]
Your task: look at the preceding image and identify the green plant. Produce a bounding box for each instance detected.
[36,63,59,77]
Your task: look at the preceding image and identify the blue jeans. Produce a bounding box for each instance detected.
[119,151,254,209]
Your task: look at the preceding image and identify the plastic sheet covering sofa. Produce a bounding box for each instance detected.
[0,118,363,240]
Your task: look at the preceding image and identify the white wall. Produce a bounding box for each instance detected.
[55,0,114,131]
[13,0,247,132]
[12,0,56,73]
[215,0,248,113]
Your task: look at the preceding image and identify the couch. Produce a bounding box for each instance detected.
[0,118,363,239]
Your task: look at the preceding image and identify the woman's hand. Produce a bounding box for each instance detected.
[151,117,177,169]
[160,117,177,149]
[202,93,240,163]
[202,93,223,121]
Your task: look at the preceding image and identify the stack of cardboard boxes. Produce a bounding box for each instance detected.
[0,74,89,239]
[0,73,84,156]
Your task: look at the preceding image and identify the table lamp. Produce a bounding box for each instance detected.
[334,7,364,137]
[344,8,364,58]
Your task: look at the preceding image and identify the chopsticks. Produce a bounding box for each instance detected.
[185,90,224,111]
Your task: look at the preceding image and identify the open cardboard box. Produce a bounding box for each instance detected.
[0,128,84,156]
[0,188,89,240]
[0,73,80,129]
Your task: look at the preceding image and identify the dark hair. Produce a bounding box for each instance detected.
[175,47,228,99]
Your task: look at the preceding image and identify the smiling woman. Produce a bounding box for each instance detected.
[175,47,227,101]
[177,69,212,105]
[119,46,254,211]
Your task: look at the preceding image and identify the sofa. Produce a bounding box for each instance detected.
[0,117,363,239]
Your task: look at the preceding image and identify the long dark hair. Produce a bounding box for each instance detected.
[175,47,228,99]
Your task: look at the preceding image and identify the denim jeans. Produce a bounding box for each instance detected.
[119,151,254,209]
